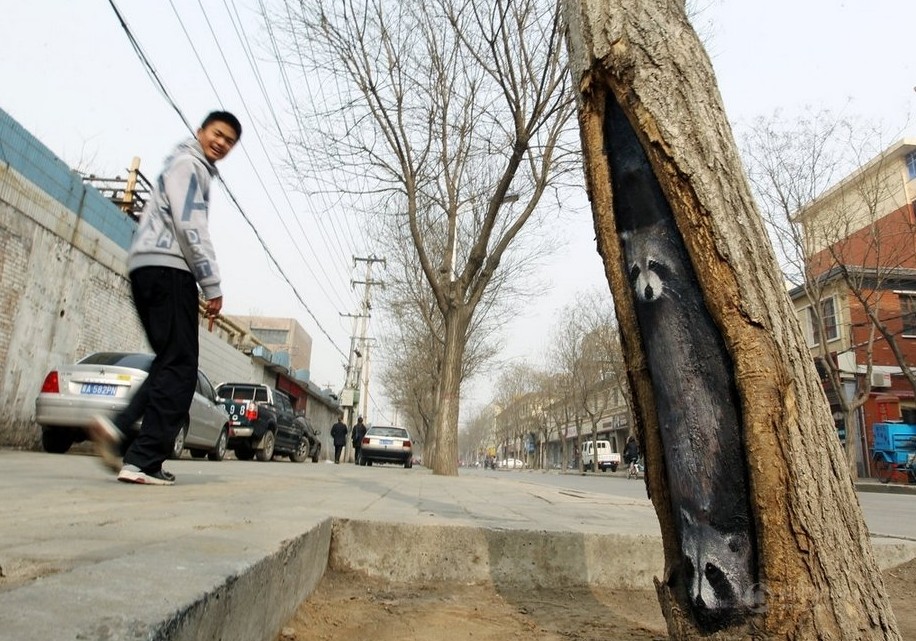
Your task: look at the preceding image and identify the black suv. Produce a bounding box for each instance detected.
[216,383,310,462]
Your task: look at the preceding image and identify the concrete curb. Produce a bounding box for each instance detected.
[0,520,332,641]
[855,481,916,495]
[330,519,664,590]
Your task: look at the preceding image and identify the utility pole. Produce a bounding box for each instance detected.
[359,338,378,422]
[340,255,385,457]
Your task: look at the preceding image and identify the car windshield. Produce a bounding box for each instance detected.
[78,352,153,370]
[367,427,408,439]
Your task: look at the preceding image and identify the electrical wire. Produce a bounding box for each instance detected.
[263,0,365,252]
[230,0,357,268]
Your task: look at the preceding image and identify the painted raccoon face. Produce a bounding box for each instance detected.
[679,510,755,628]
[628,258,670,302]
[620,224,681,303]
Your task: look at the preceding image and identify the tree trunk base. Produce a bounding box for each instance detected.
[655,577,760,640]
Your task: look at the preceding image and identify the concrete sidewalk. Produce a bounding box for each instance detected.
[0,449,913,641]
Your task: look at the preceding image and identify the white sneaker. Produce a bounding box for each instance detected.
[87,415,123,473]
[117,464,175,486]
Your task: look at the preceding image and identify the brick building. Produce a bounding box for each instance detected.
[790,138,916,476]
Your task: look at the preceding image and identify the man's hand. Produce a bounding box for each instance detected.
[205,296,223,329]
[206,296,223,317]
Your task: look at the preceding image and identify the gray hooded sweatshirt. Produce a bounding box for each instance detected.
[127,138,222,300]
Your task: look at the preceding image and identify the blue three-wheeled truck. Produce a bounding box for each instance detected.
[872,422,916,484]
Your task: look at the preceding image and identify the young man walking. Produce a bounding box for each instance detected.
[88,111,241,485]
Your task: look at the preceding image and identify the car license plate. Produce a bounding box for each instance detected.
[380,439,393,445]
[80,383,117,396]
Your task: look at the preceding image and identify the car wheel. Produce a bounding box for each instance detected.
[208,427,228,461]
[189,449,207,459]
[290,438,309,463]
[235,446,255,461]
[404,459,412,469]
[610,463,618,472]
[255,430,276,462]
[170,423,188,460]
[358,454,368,466]
[41,427,74,454]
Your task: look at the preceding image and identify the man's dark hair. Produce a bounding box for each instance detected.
[201,110,242,140]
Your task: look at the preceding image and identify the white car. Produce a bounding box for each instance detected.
[358,425,413,468]
[35,352,230,461]
[498,458,526,469]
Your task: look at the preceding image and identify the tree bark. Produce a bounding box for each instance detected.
[429,304,469,476]
[564,1,900,639]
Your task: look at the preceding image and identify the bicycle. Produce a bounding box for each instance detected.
[626,457,642,479]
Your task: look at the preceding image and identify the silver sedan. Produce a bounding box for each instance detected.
[358,426,413,468]
[35,352,230,461]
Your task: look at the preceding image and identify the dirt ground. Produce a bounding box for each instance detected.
[280,558,916,641]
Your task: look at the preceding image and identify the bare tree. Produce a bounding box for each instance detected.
[568,290,626,462]
[547,302,588,470]
[543,291,627,470]
[492,362,538,464]
[566,1,899,638]
[458,404,496,466]
[540,369,576,469]
[377,241,501,462]
[528,370,556,469]
[274,0,576,475]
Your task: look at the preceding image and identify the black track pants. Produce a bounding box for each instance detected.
[116,266,199,473]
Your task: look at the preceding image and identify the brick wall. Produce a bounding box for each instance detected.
[0,109,147,446]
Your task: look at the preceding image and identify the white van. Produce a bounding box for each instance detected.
[581,440,620,472]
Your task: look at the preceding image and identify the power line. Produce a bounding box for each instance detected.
[270,0,366,253]
[236,0,358,268]
[105,0,193,134]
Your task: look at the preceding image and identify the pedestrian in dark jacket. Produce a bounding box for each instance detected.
[352,416,368,464]
[330,415,348,464]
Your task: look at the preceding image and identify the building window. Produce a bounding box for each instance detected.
[251,328,289,345]
[901,294,916,337]
[808,297,838,345]
[907,150,916,180]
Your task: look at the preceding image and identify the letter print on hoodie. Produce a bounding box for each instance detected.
[127,138,222,301]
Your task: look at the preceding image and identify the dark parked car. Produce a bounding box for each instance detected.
[294,412,322,463]
[35,352,230,461]
[215,383,309,462]
[358,425,413,468]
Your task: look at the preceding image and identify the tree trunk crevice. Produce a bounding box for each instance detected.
[565,1,900,638]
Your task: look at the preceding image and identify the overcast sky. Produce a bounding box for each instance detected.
[1,0,914,424]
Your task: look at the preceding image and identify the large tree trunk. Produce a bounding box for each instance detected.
[429,307,468,476]
[564,1,900,639]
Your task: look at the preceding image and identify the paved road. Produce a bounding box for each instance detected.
[462,467,916,541]
[1,450,914,641]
